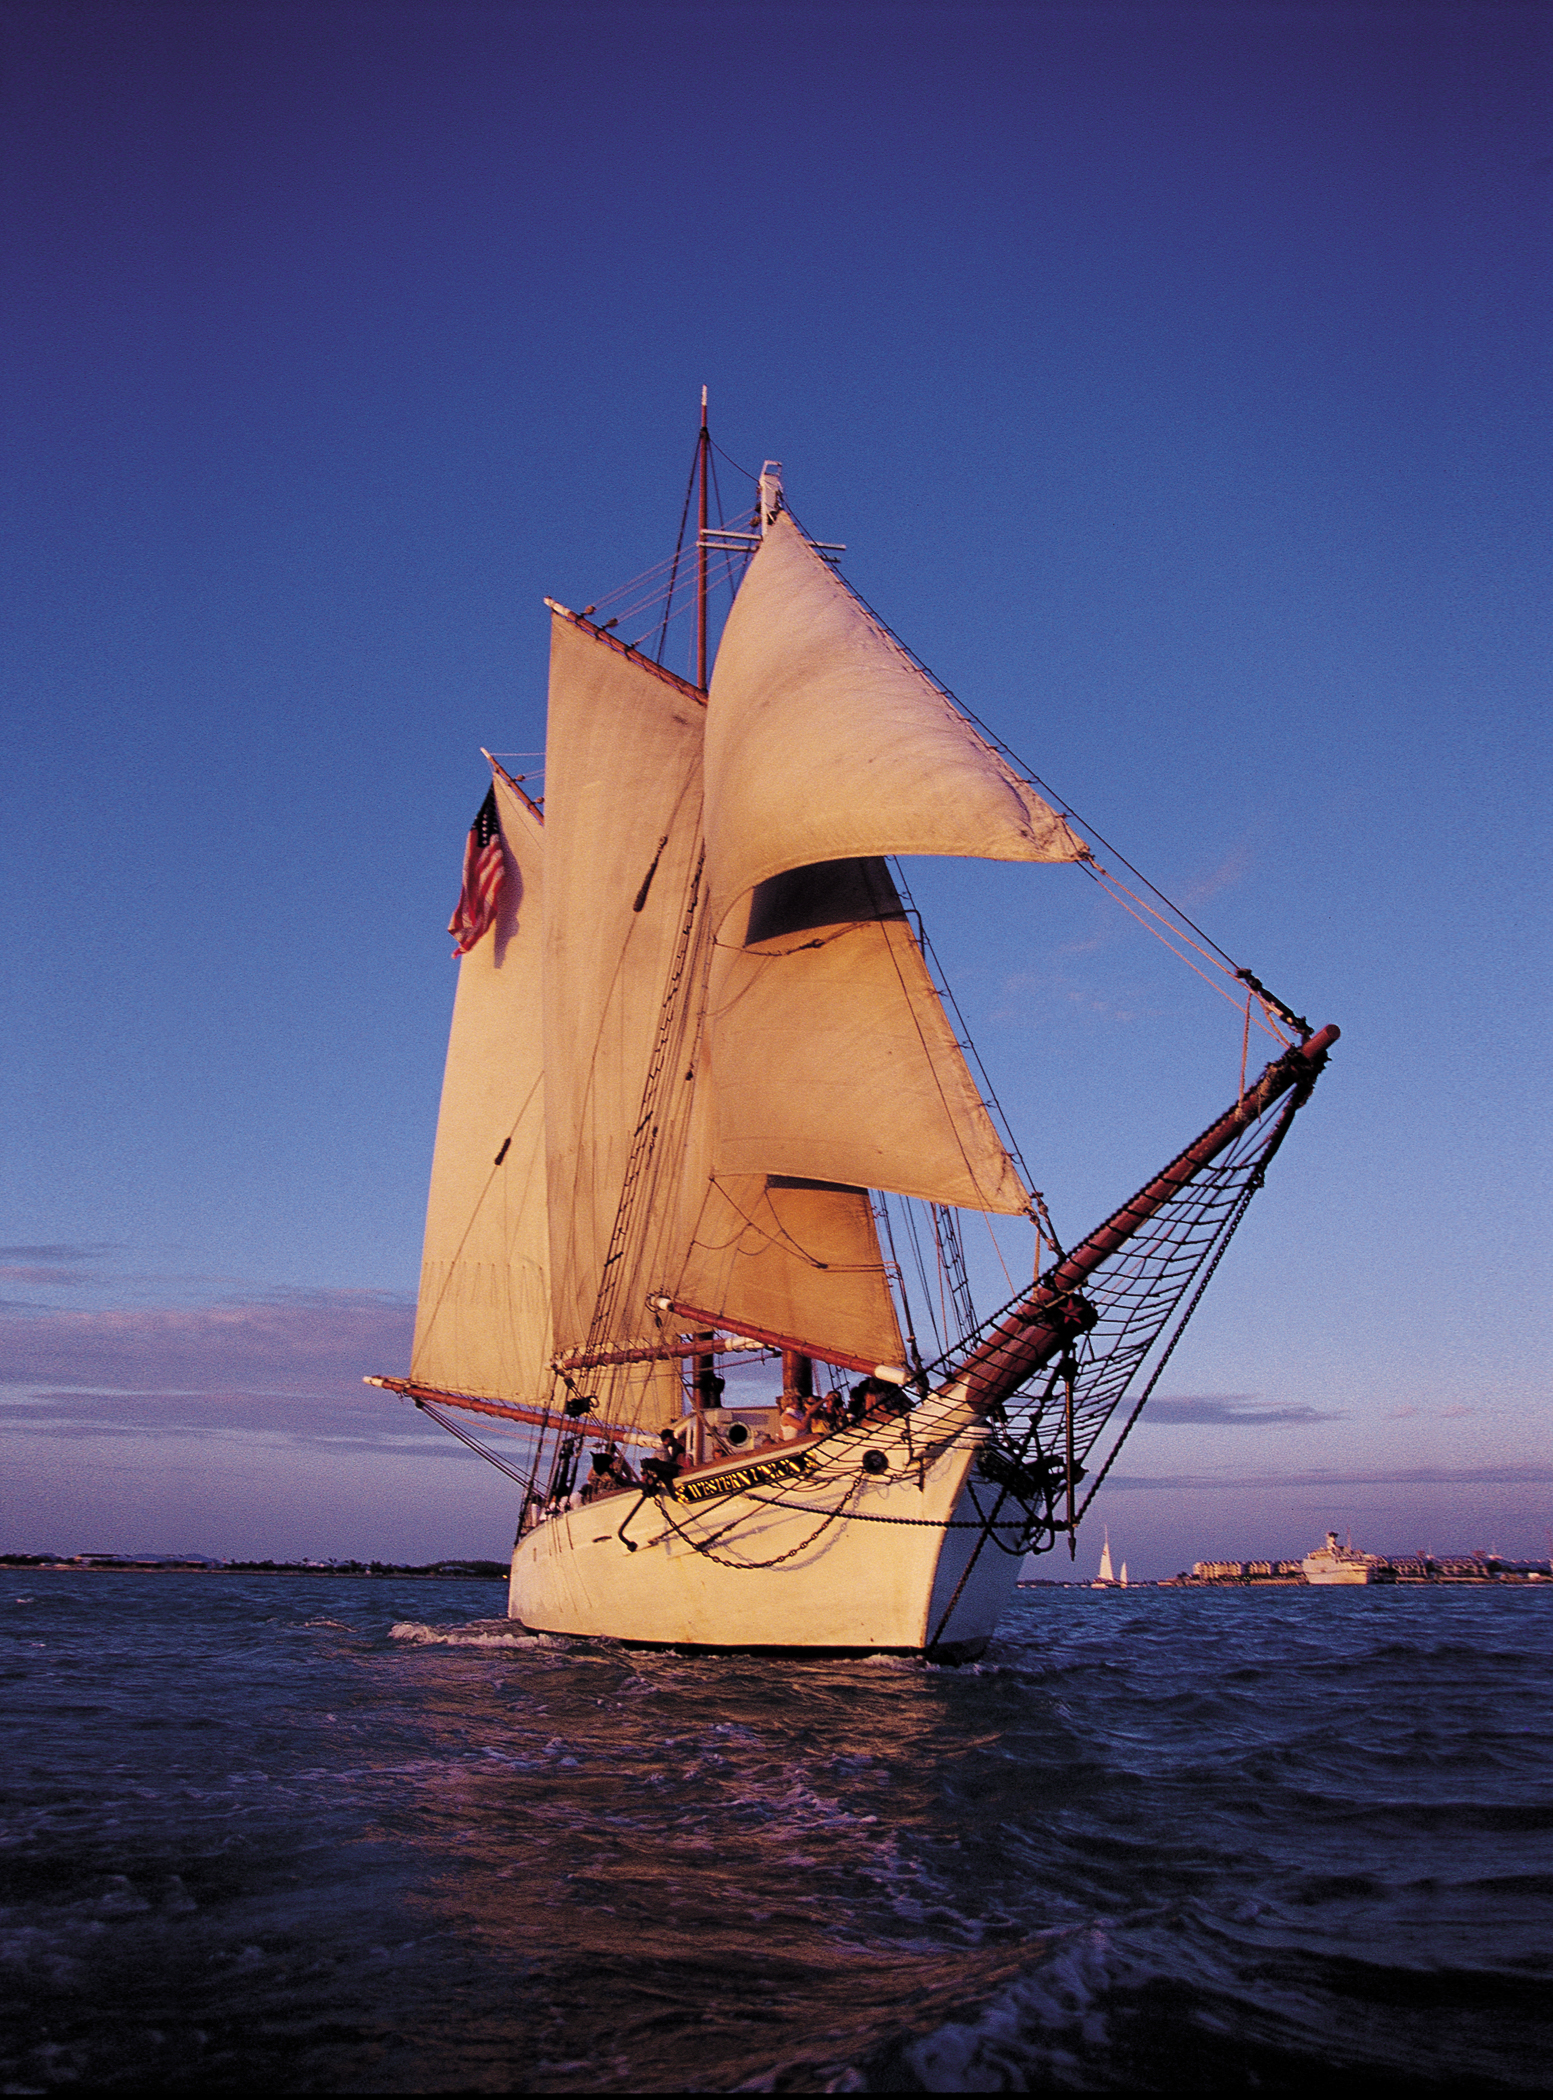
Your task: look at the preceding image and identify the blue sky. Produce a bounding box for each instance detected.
[2,1,1548,1573]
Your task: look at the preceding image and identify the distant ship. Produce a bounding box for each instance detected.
[370,399,1338,1661]
[1302,1530,1396,1585]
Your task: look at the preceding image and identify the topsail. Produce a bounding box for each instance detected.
[703,514,1088,928]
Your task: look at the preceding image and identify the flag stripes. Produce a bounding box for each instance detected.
[448,784,506,955]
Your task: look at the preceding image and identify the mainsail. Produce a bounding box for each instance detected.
[540,617,708,1425]
[411,771,551,1401]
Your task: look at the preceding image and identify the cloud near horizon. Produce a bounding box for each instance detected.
[1106,1461,1553,1492]
[0,1289,415,1402]
[1143,1395,1347,1426]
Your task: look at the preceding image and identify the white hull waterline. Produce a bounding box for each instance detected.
[511,1407,1020,1659]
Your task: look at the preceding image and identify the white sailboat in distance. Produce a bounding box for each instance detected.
[369,399,1338,1661]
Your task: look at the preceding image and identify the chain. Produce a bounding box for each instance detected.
[650,1476,866,1568]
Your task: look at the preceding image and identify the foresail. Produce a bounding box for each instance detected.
[674,1173,904,1372]
[703,512,1087,930]
[411,773,551,1400]
[709,857,1029,1214]
[542,616,708,1365]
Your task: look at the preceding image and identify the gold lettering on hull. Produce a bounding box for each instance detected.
[676,1450,817,1505]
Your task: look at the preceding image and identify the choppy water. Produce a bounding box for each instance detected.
[2,1575,1548,2091]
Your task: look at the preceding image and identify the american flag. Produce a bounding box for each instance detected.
[448,784,506,956]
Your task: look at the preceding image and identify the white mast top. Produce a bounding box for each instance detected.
[758,461,783,534]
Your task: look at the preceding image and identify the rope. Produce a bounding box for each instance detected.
[650,1475,866,1568]
[1073,1089,1307,1523]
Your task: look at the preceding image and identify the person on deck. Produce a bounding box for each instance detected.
[581,1445,636,1502]
[579,1451,614,1504]
[849,1376,911,1423]
[808,1391,843,1436]
[640,1425,685,1492]
[778,1395,810,1442]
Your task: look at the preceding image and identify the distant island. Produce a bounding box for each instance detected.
[1,1553,507,1579]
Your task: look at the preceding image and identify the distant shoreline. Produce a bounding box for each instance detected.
[1,1557,507,1580]
[1160,1576,1551,1588]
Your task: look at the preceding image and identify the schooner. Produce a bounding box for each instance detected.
[370,405,1337,1661]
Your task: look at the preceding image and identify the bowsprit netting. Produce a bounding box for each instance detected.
[928,1084,1309,1548]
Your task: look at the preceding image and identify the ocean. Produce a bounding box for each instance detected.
[3,1574,1548,2092]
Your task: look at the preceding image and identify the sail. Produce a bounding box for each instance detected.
[703,512,1088,930]
[541,616,708,1366]
[674,1173,905,1371]
[1097,1534,1114,1584]
[411,773,551,1400]
[707,856,1029,1214]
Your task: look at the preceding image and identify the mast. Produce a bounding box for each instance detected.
[696,386,709,691]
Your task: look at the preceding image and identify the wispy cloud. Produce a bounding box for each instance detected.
[0,1267,100,1288]
[0,1244,119,1263]
[1176,843,1253,906]
[1106,1462,1553,1492]
[0,1290,414,1399]
[0,1243,121,1291]
[1144,1395,1346,1427]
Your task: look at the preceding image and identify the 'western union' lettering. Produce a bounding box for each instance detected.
[677,1450,816,1505]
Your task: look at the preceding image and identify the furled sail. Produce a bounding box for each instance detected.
[411,772,551,1400]
[703,511,1088,931]
[541,617,708,1379]
[706,856,1030,1215]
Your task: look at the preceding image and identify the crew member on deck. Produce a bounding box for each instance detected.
[778,1395,811,1442]
[580,1451,614,1504]
[849,1376,911,1423]
[641,1425,685,1492]
[809,1391,843,1435]
[581,1444,637,1502]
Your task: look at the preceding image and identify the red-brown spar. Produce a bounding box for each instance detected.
[953,1025,1340,1415]
[370,402,1339,1659]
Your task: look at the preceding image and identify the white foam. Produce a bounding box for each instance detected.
[389,1618,536,1647]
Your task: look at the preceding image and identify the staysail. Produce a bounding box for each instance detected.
[706,855,1029,1215]
[410,771,551,1401]
[673,1165,905,1373]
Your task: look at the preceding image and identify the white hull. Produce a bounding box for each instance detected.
[508,1405,1027,1661]
[1302,1534,1394,1585]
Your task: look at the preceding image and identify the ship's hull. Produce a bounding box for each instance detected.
[1302,1556,1393,1585]
[508,1411,1026,1660]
